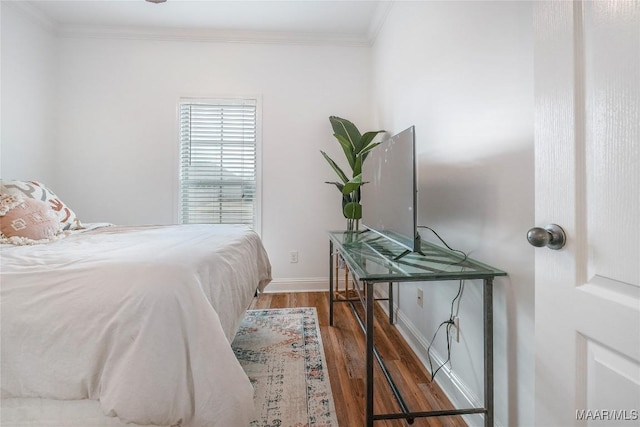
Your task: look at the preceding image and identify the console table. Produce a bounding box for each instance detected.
[328,230,507,427]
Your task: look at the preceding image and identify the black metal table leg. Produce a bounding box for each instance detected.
[366,281,375,427]
[388,282,394,324]
[484,278,494,427]
[329,240,334,326]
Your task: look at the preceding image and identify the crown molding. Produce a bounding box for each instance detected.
[14,0,378,47]
[367,0,394,45]
[4,0,57,33]
[58,25,371,47]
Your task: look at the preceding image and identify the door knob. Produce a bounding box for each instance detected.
[527,224,566,250]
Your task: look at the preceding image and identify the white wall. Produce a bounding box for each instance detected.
[371,2,534,426]
[52,35,370,282]
[0,2,57,184]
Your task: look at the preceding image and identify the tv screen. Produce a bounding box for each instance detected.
[362,126,420,253]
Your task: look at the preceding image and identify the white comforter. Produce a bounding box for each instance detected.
[0,224,272,427]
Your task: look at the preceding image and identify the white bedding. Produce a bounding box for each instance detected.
[0,224,272,427]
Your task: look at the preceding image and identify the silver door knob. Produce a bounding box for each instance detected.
[527,224,566,250]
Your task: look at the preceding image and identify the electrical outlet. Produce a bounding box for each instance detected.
[289,251,299,263]
[417,288,423,307]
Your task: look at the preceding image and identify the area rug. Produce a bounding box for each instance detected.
[232,307,339,427]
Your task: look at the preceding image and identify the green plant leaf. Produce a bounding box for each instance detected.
[330,116,361,153]
[324,181,345,192]
[359,141,382,162]
[334,133,356,170]
[353,154,363,177]
[358,141,381,156]
[342,174,362,195]
[320,151,349,184]
[342,193,353,212]
[343,202,362,220]
[326,182,353,214]
[358,130,385,151]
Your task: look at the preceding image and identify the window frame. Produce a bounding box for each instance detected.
[176,96,262,234]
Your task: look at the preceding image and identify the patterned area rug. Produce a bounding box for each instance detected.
[232,308,338,427]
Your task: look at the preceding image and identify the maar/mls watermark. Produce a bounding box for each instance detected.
[576,409,639,421]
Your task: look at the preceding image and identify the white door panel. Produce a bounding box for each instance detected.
[534,1,640,426]
[583,0,640,289]
[582,338,640,426]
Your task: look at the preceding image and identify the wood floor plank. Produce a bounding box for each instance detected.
[252,291,467,427]
[266,292,289,309]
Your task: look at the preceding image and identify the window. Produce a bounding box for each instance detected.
[179,99,258,227]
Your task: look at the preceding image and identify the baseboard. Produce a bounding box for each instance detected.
[373,288,493,427]
[263,277,329,293]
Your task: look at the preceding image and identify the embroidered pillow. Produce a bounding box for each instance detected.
[0,193,23,216]
[0,180,82,230]
[0,198,62,241]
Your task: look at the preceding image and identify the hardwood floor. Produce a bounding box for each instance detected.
[250,292,467,427]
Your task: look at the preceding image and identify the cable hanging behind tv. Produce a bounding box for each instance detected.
[362,125,421,258]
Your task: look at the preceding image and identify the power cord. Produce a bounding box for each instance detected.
[426,279,465,381]
[417,225,467,263]
[417,225,468,380]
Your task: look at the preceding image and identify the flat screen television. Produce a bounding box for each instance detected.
[362,125,421,254]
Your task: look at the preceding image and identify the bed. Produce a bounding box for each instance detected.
[0,220,272,427]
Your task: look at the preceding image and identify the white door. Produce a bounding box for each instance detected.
[534,1,640,426]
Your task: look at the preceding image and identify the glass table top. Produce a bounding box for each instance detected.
[329,230,507,282]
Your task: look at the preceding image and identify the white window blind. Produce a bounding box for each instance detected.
[179,99,257,226]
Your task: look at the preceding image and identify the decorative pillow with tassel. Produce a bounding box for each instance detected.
[0,196,63,244]
[0,180,82,230]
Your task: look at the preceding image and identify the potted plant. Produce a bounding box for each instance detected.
[321,116,385,231]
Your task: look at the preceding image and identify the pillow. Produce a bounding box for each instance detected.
[0,180,82,230]
[0,198,62,241]
[0,193,23,216]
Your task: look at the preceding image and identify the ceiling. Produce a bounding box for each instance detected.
[21,0,391,44]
